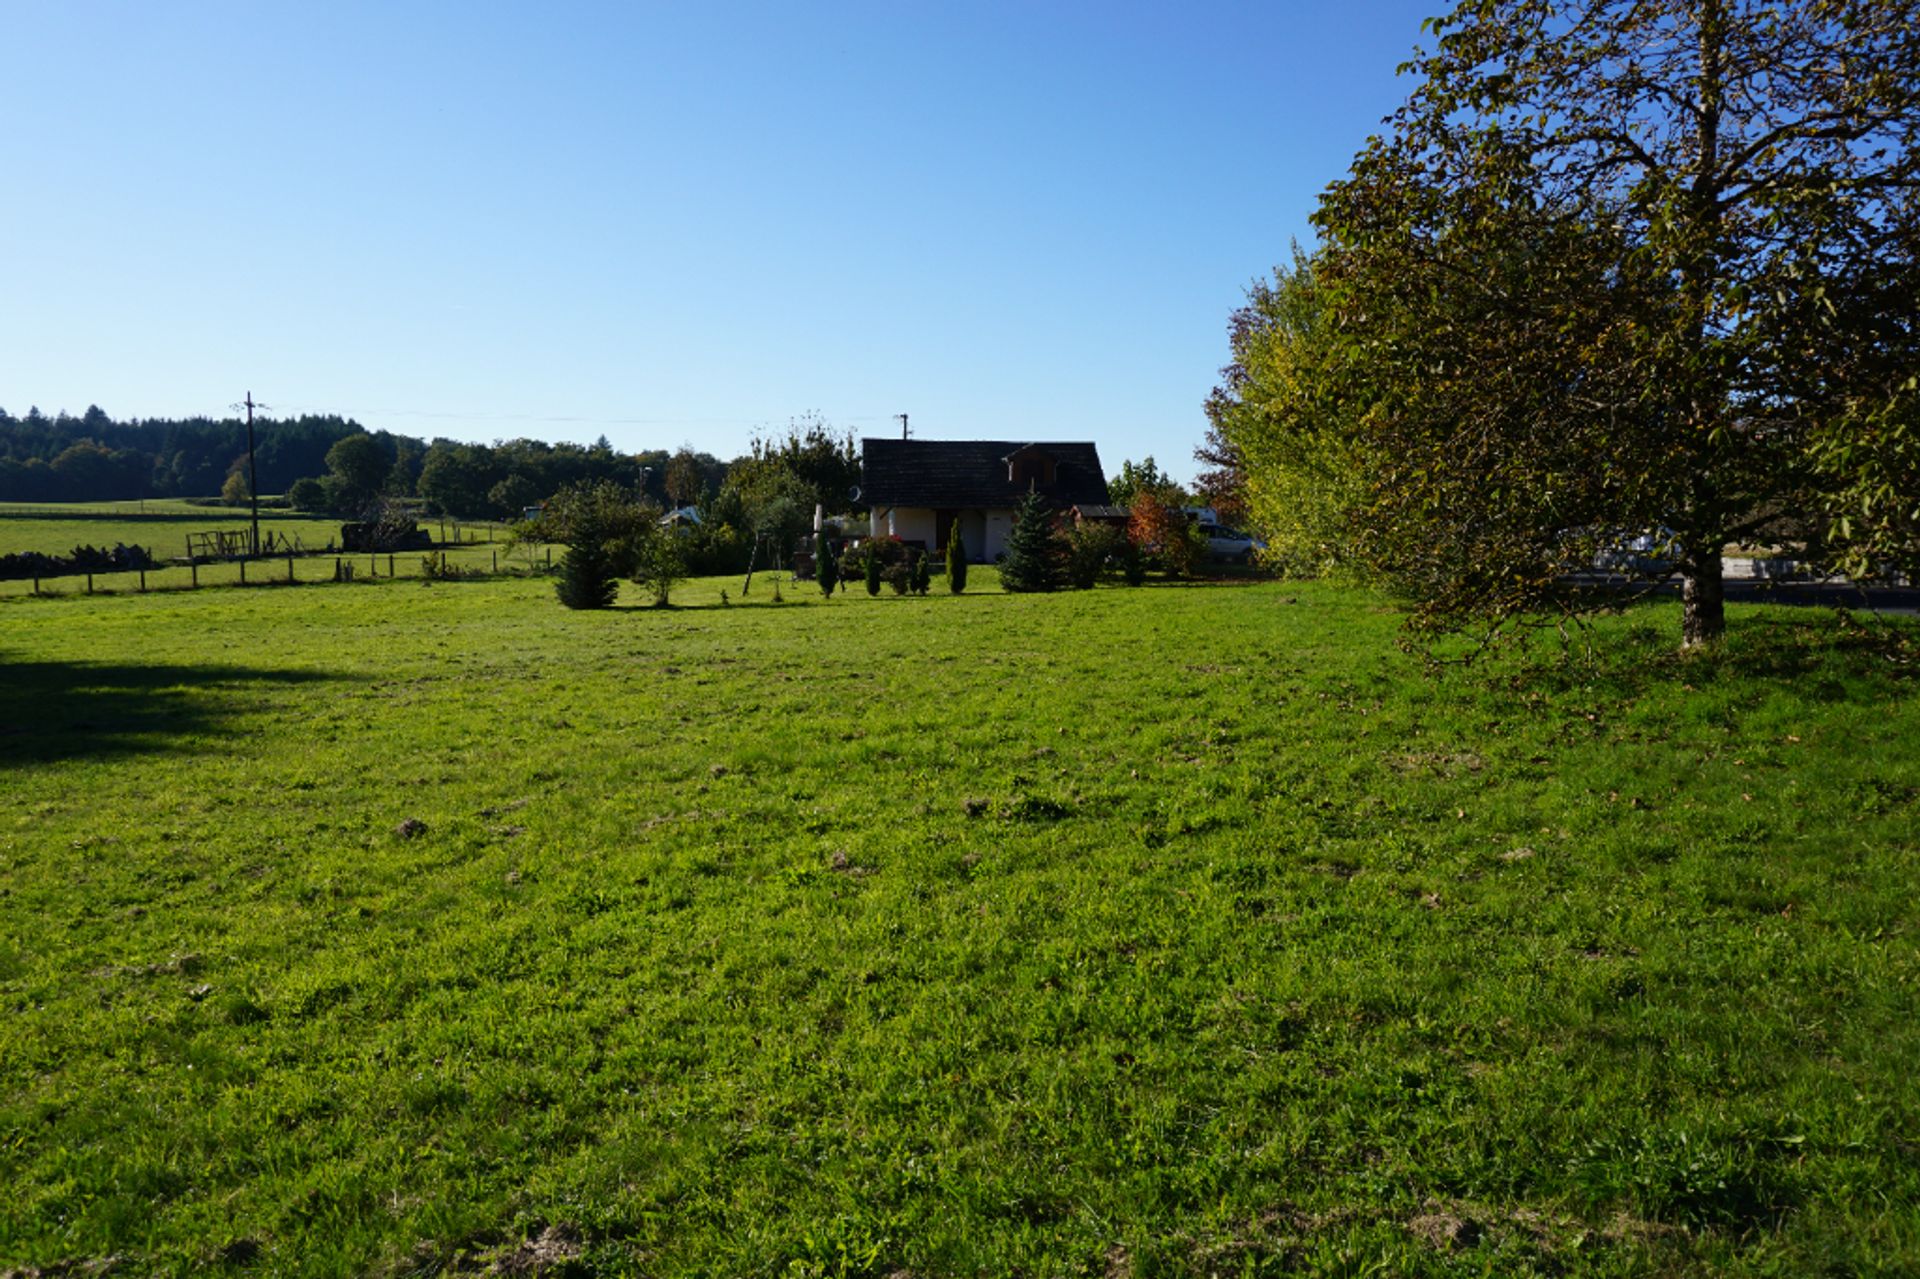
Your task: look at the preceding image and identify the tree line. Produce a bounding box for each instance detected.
[1208,0,1917,649]
[1,403,863,577]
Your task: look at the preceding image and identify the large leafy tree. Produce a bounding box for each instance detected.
[1303,0,1919,647]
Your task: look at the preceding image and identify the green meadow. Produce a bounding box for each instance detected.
[2,573,1916,1276]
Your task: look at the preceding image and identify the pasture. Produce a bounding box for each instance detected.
[1,573,1916,1276]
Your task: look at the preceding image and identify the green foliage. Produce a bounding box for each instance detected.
[219,469,250,507]
[324,432,389,513]
[999,490,1062,593]
[285,477,327,512]
[946,527,968,593]
[1207,246,1365,580]
[1287,0,1920,648]
[863,543,881,596]
[1107,456,1188,509]
[1064,521,1125,589]
[537,480,662,610]
[816,536,838,597]
[910,549,930,595]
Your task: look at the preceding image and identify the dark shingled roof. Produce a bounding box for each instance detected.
[861,439,1110,509]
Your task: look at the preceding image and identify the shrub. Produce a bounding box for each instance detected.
[630,526,686,607]
[287,477,328,512]
[865,544,882,596]
[947,528,968,593]
[1065,522,1126,589]
[817,536,838,597]
[887,561,911,594]
[911,550,931,595]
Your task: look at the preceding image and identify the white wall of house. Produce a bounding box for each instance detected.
[876,505,1017,561]
[882,506,937,547]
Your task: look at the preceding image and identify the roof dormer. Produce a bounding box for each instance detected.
[1003,444,1057,489]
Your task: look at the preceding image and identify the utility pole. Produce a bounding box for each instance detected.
[896,413,909,440]
[242,392,263,556]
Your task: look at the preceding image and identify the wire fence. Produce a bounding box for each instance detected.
[0,543,553,600]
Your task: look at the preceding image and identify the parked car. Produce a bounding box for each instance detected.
[1198,523,1264,563]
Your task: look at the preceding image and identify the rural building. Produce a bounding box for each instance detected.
[860,439,1111,562]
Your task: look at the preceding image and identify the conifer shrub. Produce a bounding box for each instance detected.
[817,536,838,597]
[947,528,968,593]
[864,543,882,596]
[1000,490,1063,592]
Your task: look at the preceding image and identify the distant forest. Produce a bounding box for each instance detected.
[0,406,865,564]
[0,404,726,517]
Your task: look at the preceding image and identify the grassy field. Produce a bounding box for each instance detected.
[2,573,1916,1276]
[0,502,506,566]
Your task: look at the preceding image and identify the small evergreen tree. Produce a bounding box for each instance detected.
[947,527,968,593]
[910,549,930,595]
[1000,490,1062,592]
[817,535,838,597]
[864,543,881,596]
[555,529,619,609]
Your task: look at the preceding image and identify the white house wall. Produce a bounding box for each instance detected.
[878,506,1015,562]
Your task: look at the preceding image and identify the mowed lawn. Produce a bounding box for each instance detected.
[1,574,1916,1276]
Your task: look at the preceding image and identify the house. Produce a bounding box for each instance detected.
[860,438,1111,562]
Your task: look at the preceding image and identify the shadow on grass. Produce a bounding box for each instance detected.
[1472,605,1916,703]
[0,657,351,768]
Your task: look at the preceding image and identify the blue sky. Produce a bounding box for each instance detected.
[2,1,1438,482]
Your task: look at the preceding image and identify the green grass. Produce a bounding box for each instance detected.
[2,575,1916,1276]
[0,502,505,565]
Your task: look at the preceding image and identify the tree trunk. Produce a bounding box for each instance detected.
[1681,550,1725,648]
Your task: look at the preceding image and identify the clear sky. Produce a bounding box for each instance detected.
[2,1,1439,483]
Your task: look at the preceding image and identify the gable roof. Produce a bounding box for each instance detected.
[860,439,1110,509]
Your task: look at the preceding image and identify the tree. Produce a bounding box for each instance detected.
[536,480,657,610]
[287,477,328,511]
[946,527,968,593]
[1001,491,1063,592]
[1107,457,1186,510]
[1127,491,1204,579]
[1303,0,1920,648]
[864,543,881,596]
[220,469,250,507]
[911,549,931,595]
[629,525,685,607]
[664,447,704,510]
[1206,246,1369,579]
[817,535,839,597]
[325,433,389,515]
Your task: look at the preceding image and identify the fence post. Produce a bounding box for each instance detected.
[547,547,552,568]
[139,569,147,593]
[335,557,342,582]
[191,559,198,589]
[240,559,247,585]
[31,575,38,595]
[388,554,395,578]
[288,554,295,584]
[492,550,498,573]
[86,573,93,594]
